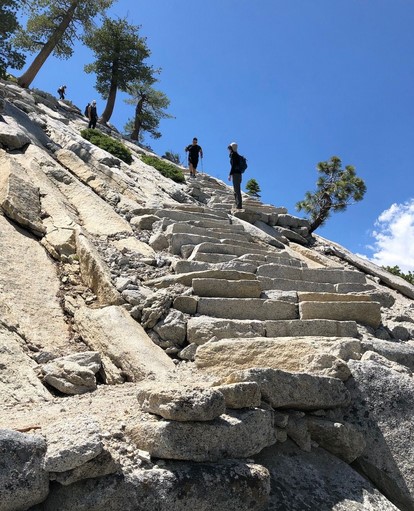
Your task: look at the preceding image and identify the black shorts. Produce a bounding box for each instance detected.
[189,158,199,169]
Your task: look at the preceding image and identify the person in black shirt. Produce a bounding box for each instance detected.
[57,85,66,100]
[228,142,243,209]
[88,100,98,129]
[185,137,203,178]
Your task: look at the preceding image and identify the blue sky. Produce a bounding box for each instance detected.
[10,0,414,271]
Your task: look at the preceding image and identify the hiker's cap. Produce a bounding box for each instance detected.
[91,100,96,105]
[229,142,238,151]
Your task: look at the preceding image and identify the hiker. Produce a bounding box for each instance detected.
[185,137,203,178]
[88,100,98,129]
[57,85,66,100]
[228,142,243,210]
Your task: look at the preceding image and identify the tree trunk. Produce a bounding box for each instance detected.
[131,95,145,141]
[309,193,332,233]
[17,1,79,89]
[99,61,119,124]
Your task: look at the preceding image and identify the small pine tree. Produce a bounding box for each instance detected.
[383,265,414,285]
[245,178,261,198]
[163,151,182,165]
[296,156,366,233]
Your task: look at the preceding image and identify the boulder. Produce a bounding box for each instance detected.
[74,305,175,384]
[254,440,400,510]
[0,325,52,405]
[307,416,366,463]
[136,384,226,421]
[50,449,118,486]
[0,215,69,354]
[0,153,45,237]
[213,381,262,409]
[0,429,48,511]
[342,360,414,511]
[127,408,276,462]
[0,118,31,150]
[40,351,101,395]
[76,231,124,306]
[43,415,103,473]
[40,460,271,511]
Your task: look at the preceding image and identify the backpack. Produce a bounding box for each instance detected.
[84,103,90,117]
[238,154,248,173]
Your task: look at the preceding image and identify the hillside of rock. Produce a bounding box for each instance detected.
[1,80,414,511]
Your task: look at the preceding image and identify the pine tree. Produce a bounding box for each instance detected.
[14,0,114,88]
[296,156,366,233]
[0,0,26,78]
[84,17,154,125]
[245,178,261,198]
[163,151,182,165]
[124,83,173,142]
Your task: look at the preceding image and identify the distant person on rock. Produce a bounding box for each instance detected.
[88,100,98,129]
[185,137,203,178]
[57,85,66,100]
[228,142,243,210]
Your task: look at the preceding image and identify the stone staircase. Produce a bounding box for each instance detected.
[136,173,384,371]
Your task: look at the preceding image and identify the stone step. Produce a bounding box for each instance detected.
[192,253,238,263]
[265,319,358,338]
[187,316,358,345]
[207,225,247,233]
[172,260,214,273]
[187,316,266,345]
[171,233,225,255]
[259,277,377,294]
[241,252,307,268]
[155,208,229,223]
[258,276,337,293]
[299,301,382,329]
[188,219,242,230]
[335,282,376,293]
[215,260,260,274]
[171,233,257,256]
[196,338,358,389]
[187,242,280,260]
[297,292,372,303]
[192,278,262,298]
[210,204,233,211]
[166,223,253,243]
[145,270,257,289]
[197,298,298,321]
[257,264,367,284]
[172,259,258,275]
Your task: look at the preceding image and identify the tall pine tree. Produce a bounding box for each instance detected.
[124,82,173,142]
[84,17,154,125]
[0,0,26,78]
[14,0,114,88]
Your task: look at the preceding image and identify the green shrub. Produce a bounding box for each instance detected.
[141,154,185,183]
[383,265,414,285]
[80,129,133,164]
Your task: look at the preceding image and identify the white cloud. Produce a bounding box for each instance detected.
[368,199,414,272]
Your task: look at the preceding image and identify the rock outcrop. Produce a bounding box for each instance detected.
[1,79,414,511]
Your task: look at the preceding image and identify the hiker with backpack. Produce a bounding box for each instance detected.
[228,142,247,210]
[57,85,66,100]
[185,137,203,178]
[87,100,98,129]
